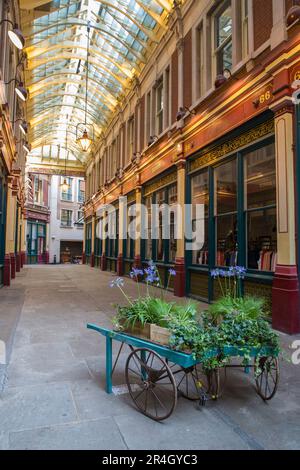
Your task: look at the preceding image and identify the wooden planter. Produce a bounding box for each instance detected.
[120,321,151,339]
[150,324,171,346]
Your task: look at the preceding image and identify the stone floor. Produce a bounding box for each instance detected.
[0,264,299,450]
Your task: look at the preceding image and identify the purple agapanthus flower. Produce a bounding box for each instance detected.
[129,268,143,279]
[210,269,220,278]
[234,266,247,279]
[110,277,124,288]
[169,268,176,276]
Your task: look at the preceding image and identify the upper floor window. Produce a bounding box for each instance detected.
[34,176,42,204]
[241,0,249,58]
[196,22,204,99]
[61,177,73,201]
[156,78,164,135]
[77,179,85,203]
[127,117,134,161]
[61,209,73,227]
[215,1,232,74]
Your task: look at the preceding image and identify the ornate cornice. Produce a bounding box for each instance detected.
[189,120,275,173]
[143,171,177,196]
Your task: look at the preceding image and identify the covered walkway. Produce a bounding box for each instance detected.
[0,265,299,450]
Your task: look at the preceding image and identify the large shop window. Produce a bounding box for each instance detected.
[125,203,136,260]
[143,183,177,264]
[190,139,277,273]
[191,171,209,265]
[244,143,277,271]
[107,209,119,258]
[215,159,238,267]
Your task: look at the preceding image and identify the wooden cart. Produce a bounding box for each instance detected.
[87,323,279,421]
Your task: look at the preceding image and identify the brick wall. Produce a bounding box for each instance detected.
[171,50,178,123]
[253,0,273,50]
[183,29,192,109]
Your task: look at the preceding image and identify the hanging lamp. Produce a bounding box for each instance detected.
[76,21,94,152]
[60,132,69,192]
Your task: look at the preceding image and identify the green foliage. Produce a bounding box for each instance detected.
[169,295,280,370]
[205,295,267,326]
[113,297,198,331]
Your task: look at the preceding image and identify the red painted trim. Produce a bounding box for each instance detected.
[272,265,300,334]
[117,254,124,276]
[3,254,11,286]
[15,252,20,273]
[174,257,186,298]
[100,253,107,271]
[10,253,16,279]
[44,252,49,264]
[133,255,142,269]
[91,252,95,268]
[82,252,86,264]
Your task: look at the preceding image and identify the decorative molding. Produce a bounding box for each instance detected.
[189,120,275,173]
[143,171,177,196]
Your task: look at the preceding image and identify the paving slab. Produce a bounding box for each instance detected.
[0,382,77,432]
[9,417,127,450]
[0,265,299,450]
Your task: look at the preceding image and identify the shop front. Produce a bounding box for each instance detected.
[186,118,276,313]
[26,220,47,264]
[141,171,178,290]
[0,158,7,286]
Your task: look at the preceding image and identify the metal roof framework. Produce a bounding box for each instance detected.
[22,0,172,170]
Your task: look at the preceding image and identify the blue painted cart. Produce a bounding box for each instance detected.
[87,323,279,421]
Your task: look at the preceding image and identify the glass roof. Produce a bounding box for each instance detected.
[22,0,172,165]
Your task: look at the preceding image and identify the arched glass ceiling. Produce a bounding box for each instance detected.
[22,0,173,166]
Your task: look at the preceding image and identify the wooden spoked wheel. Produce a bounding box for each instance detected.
[255,356,279,401]
[125,348,177,421]
[175,365,226,401]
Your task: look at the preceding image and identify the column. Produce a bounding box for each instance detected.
[272,102,300,334]
[174,160,186,297]
[116,196,125,276]
[3,179,13,286]
[91,213,95,267]
[270,0,287,50]
[134,187,142,269]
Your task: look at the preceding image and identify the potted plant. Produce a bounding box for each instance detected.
[110,262,197,345]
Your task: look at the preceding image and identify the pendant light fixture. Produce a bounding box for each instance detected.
[76,21,94,152]
[5,78,28,101]
[60,131,69,193]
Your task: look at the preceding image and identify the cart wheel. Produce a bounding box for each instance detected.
[175,365,226,400]
[125,348,177,421]
[255,356,279,401]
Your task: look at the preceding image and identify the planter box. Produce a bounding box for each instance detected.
[150,324,171,346]
[120,321,151,339]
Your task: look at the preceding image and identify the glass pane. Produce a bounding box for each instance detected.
[245,143,276,209]
[156,190,166,261]
[215,159,237,214]
[216,214,238,266]
[192,218,209,265]
[191,171,209,218]
[247,208,277,271]
[217,4,232,47]
[145,196,152,260]
[191,171,209,265]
